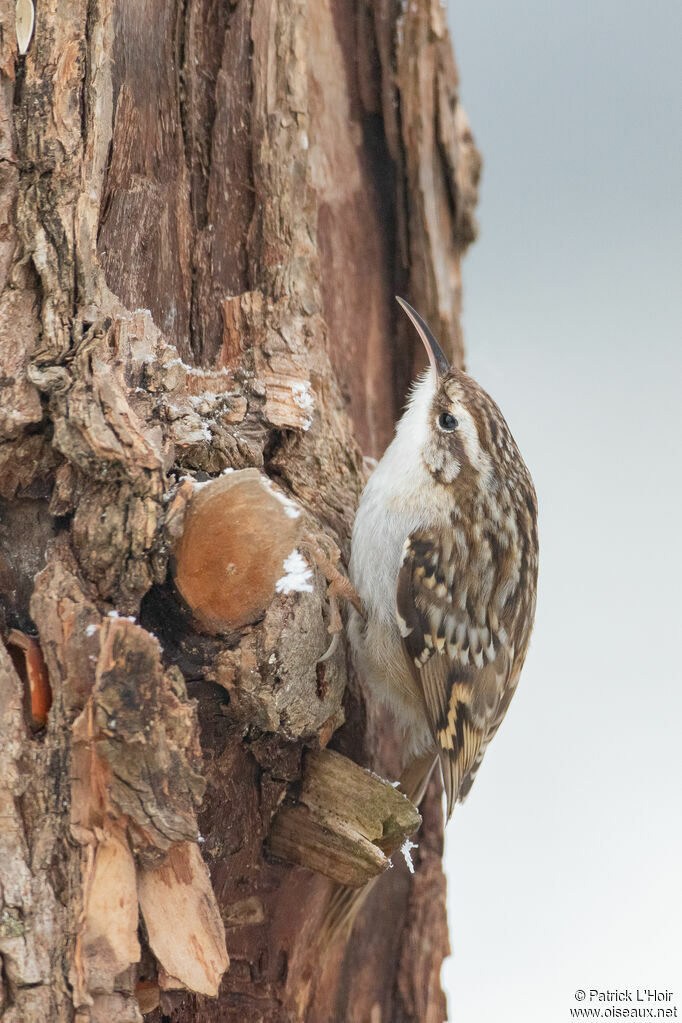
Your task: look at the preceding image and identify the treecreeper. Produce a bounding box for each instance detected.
[327,297,539,934]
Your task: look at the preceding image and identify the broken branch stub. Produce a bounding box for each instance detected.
[267,749,422,888]
[171,469,306,633]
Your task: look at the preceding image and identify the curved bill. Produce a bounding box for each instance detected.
[396,297,450,377]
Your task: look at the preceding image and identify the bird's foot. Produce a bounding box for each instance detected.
[301,533,364,663]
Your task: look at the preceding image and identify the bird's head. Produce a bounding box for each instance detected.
[397,297,520,497]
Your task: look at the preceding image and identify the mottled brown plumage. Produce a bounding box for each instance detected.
[349,299,538,819]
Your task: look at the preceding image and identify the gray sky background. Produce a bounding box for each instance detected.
[442,1,682,1019]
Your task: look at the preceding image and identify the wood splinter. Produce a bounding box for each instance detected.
[267,749,421,888]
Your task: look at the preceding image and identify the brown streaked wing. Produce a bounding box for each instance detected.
[396,530,512,817]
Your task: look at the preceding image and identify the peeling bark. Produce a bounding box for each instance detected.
[0,0,479,1019]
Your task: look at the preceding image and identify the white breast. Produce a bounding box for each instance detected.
[347,371,444,755]
[349,370,437,622]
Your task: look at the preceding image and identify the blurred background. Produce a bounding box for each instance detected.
[442,0,682,1018]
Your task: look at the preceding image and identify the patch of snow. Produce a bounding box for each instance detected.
[401,838,418,874]
[275,550,314,595]
[369,769,398,786]
[186,364,234,378]
[85,624,98,637]
[291,380,314,411]
[162,354,237,381]
[107,610,136,623]
[264,478,301,519]
[291,380,314,430]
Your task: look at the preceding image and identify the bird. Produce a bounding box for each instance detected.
[347,297,539,819]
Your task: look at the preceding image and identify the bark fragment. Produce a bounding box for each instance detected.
[138,843,229,998]
[267,749,422,887]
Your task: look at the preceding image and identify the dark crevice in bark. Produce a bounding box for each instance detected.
[184,2,230,230]
[361,109,412,418]
[261,428,289,479]
[0,499,57,631]
[80,0,93,174]
[96,138,114,242]
[177,0,199,365]
[12,56,27,124]
[176,0,191,191]
[435,141,458,236]
[139,581,238,678]
[186,0,255,366]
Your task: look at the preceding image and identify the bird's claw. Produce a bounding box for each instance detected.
[300,532,364,665]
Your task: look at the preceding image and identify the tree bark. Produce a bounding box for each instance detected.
[0,0,480,1020]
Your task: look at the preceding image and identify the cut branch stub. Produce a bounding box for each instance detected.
[171,469,306,634]
[267,749,422,888]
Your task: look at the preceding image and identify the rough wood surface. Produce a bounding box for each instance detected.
[267,749,422,887]
[0,0,479,1019]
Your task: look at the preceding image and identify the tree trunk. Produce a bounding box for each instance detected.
[0,0,480,1020]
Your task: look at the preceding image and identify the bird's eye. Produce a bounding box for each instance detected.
[437,412,458,432]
